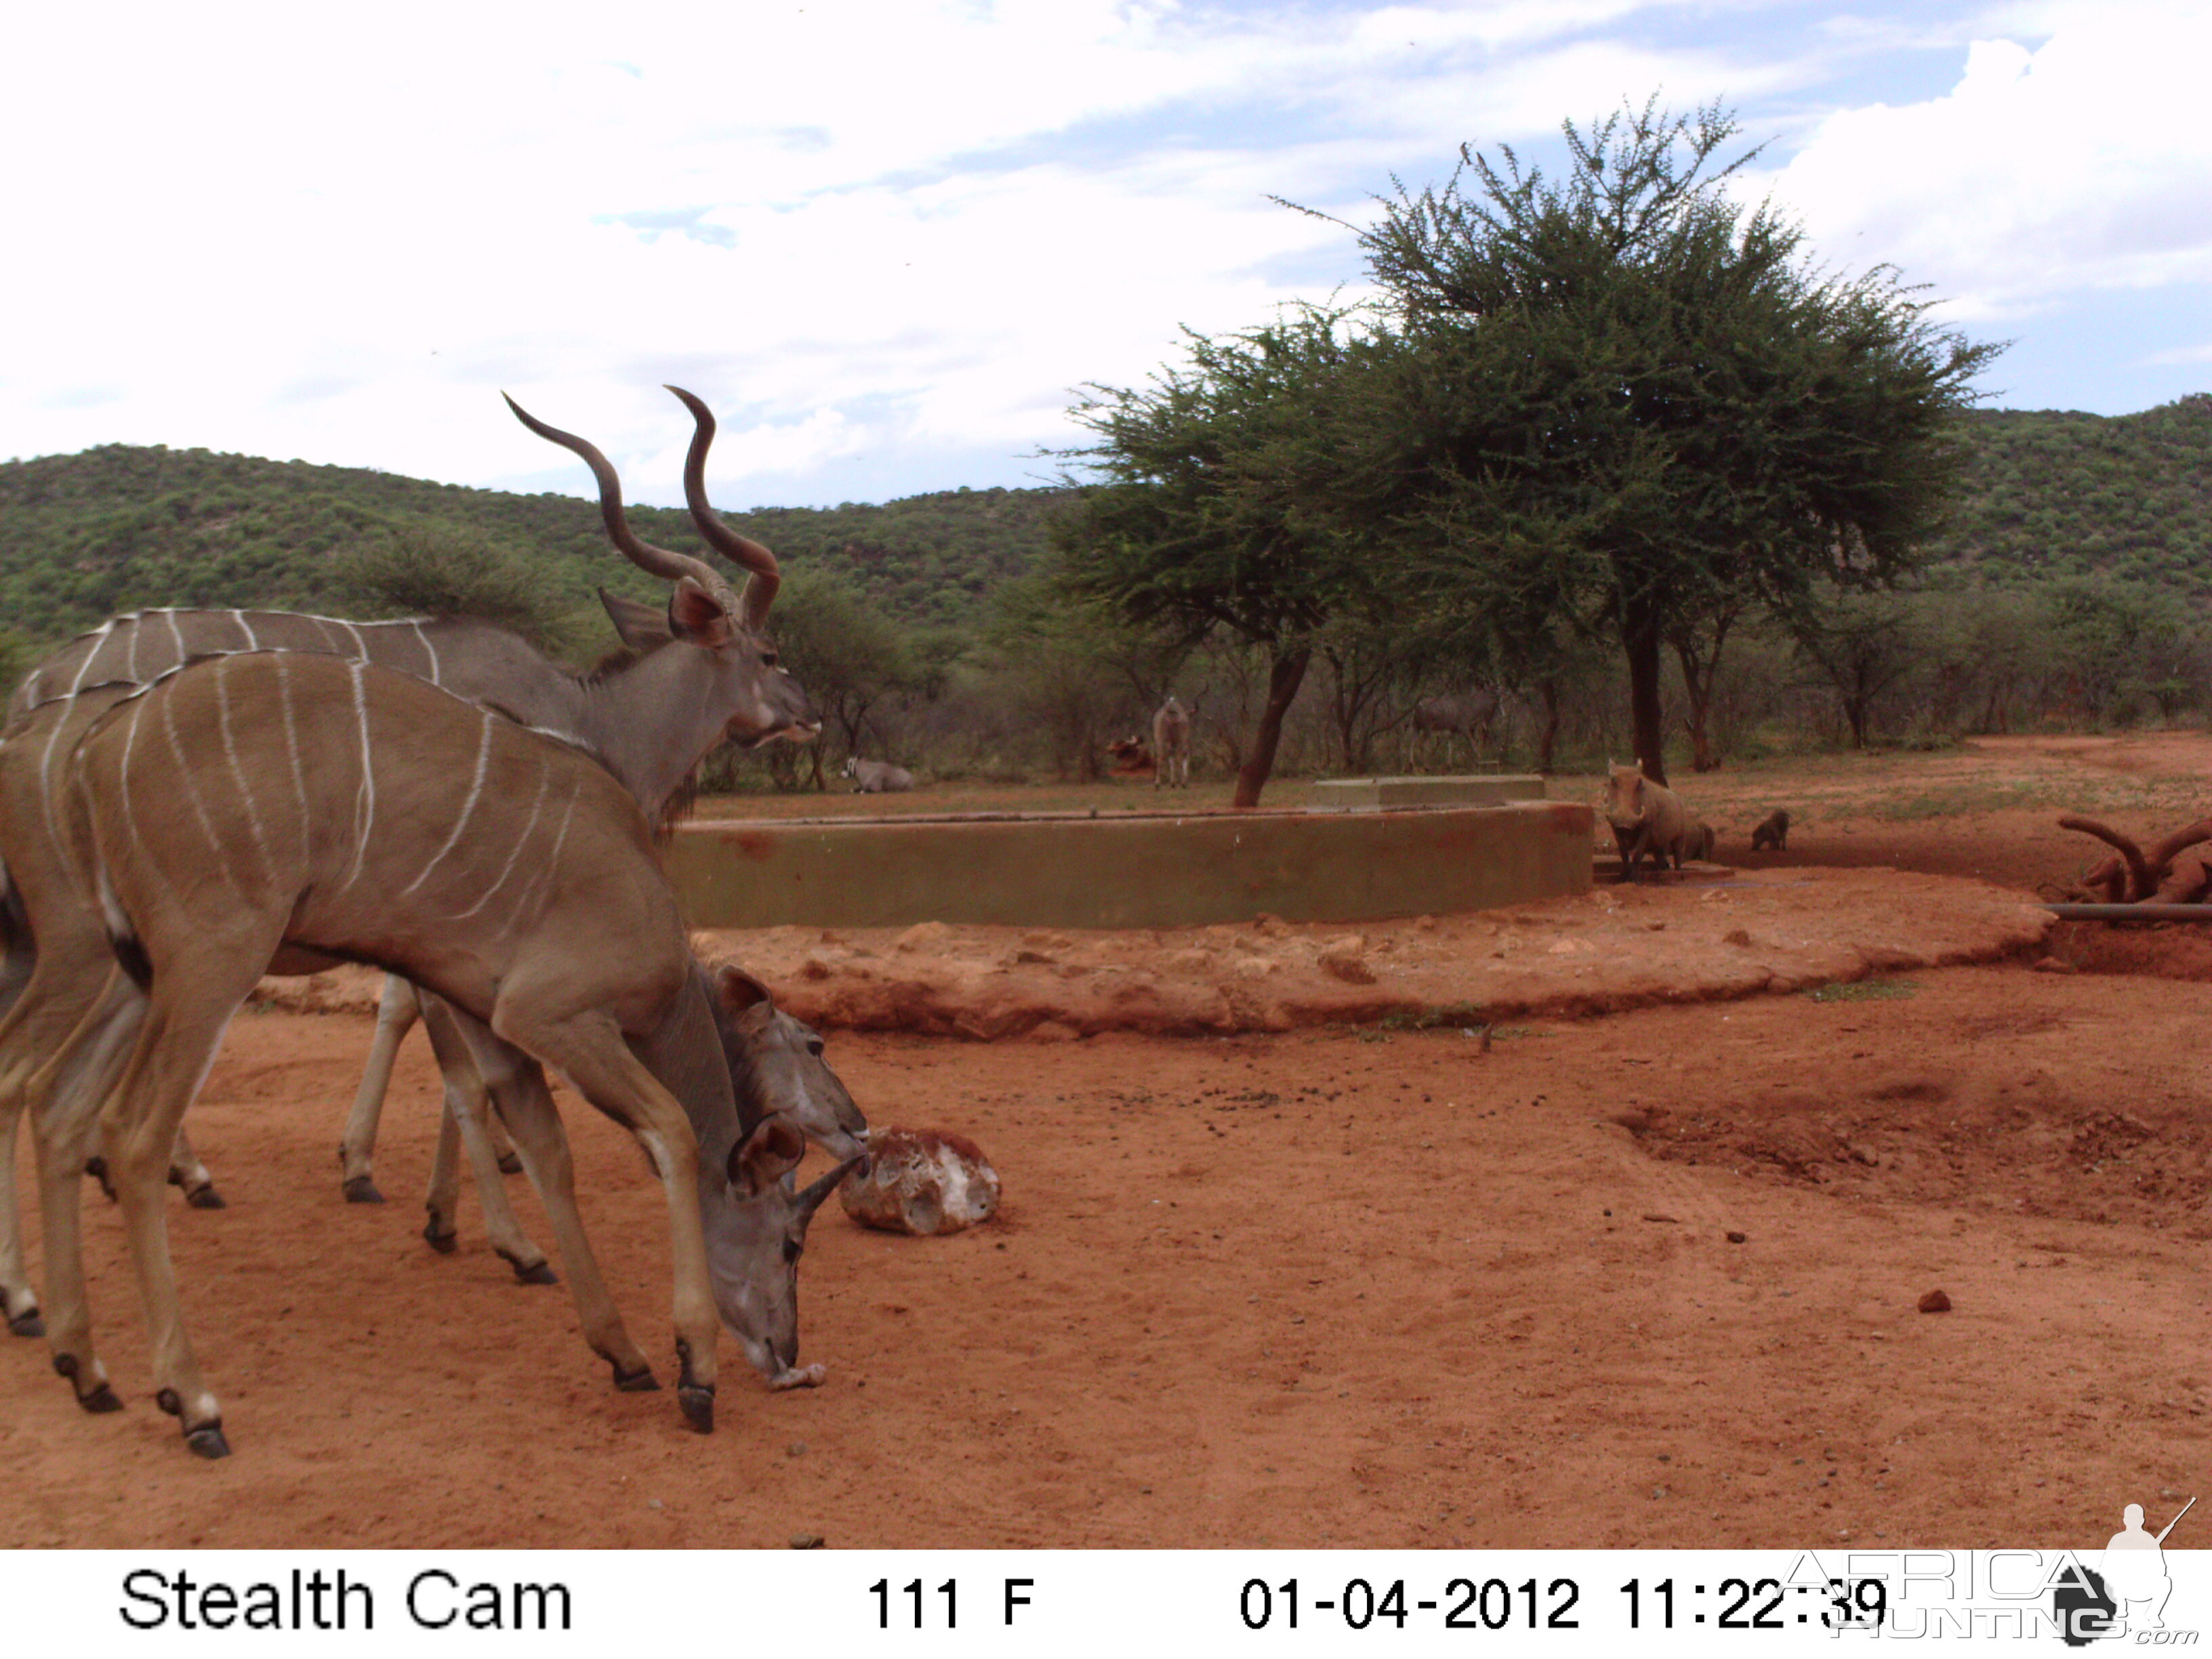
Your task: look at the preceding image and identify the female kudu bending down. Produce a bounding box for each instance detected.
[56,651,851,1456]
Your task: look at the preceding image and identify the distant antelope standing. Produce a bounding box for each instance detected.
[1151,697,1191,789]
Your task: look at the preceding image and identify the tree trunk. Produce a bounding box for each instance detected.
[1673,615,1733,773]
[1622,600,1668,785]
[1233,647,1311,809]
[1536,679,1560,775]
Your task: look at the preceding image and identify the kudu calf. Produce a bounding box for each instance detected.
[0,388,842,1340]
[55,652,848,1456]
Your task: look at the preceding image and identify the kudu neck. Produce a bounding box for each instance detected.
[569,643,727,817]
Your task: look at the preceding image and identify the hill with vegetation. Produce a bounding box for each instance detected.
[2,393,2208,653]
[1928,393,2212,590]
[0,441,1067,649]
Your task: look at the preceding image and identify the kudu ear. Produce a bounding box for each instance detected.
[598,588,673,653]
[668,575,737,649]
[729,1117,806,1195]
[713,962,775,1019]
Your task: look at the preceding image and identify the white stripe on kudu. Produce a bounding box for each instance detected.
[402,710,495,897]
[213,658,274,884]
[413,620,443,687]
[449,760,554,922]
[38,619,116,846]
[342,659,376,890]
[274,656,310,861]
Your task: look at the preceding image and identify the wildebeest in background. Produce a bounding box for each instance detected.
[1153,697,1192,788]
[844,755,916,793]
[1411,689,1500,769]
[1105,737,1154,777]
[1750,810,1791,851]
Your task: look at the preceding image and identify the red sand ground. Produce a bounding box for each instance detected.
[2,733,2209,1549]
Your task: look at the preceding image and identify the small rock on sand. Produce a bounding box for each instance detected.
[2031,957,2078,975]
[1918,1289,1952,1313]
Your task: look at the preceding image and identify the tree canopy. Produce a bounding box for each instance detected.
[1347,98,2003,782]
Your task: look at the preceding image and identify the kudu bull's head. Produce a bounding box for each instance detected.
[503,386,821,759]
[695,965,866,1387]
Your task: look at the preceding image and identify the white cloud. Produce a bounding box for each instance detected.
[2,1,2204,500]
[1750,1,2212,321]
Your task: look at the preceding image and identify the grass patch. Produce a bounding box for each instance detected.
[1803,978,1921,1002]
[1378,1002,1489,1032]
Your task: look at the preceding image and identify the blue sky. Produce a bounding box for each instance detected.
[4,1,2207,508]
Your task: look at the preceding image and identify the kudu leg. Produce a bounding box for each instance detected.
[0,931,145,1340]
[103,945,276,1458]
[29,970,150,1414]
[337,972,419,1203]
[0,1094,41,1336]
[442,1007,653,1389]
[414,994,552,1283]
[166,1127,224,1210]
[488,1002,721,1432]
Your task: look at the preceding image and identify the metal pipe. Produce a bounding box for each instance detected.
[2045,903,2212,922]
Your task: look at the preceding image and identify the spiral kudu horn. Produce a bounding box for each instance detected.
[501,392,726,596]
[665,385,780,630]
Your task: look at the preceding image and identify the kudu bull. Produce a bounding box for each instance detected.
[1151,697,1191,789]
[1411,689,1500,768]
[50,650,850,1456]
[0,388,862,1345]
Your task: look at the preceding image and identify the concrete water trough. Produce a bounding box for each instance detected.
[664,798,1594,930]
[1308,774,1547,811]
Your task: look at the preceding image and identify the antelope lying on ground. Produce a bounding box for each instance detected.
[842,755,914,792]
[0,388,827,1338]
[1151,697,1191,789]
[49,651,846,1456]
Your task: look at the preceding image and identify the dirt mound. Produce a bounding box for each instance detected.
[674,868,2049,1038]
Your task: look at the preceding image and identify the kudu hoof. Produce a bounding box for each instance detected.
[6,1305,43,1339]
[422,1220,458,1255]
[342,1176,385,1205]
[184,1423,232,1460]
[498,1251,558,1286]
[678,1387,716,1434]
[54,1353,122,1412]
[184,1184,228,1211]
[495,1152,524,1176]
[610,1359,659,1393]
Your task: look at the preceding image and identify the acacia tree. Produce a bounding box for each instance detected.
[1052,308,1388,807]
[1346,99,2001,783]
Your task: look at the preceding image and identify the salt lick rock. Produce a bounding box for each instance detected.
[840,1128,1002,1235]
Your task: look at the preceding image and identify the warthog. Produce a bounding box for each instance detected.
[1750,810,1790,852]
[1604,764,1700,882]
[842,756,915,793]
[1105,737,1153,776]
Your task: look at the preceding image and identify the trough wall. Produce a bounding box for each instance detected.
[664,801,1593,929]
